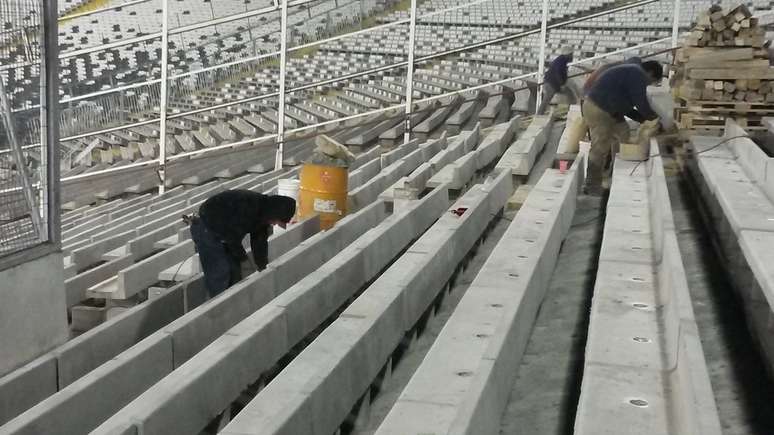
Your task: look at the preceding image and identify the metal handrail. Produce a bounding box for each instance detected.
[57,0,154,22]
[49,0,498,99]
[58,38,677,181]
[5,0,683,171]
[106,0,672,123]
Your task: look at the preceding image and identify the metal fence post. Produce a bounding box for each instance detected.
[43,0,61,246]
[403,0,418,145]
[275,0,289,170]
[158,0,170,194]
[671,0,681,50]
[535,0,549,115]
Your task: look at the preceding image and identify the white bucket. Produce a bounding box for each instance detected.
[277,178,301,201]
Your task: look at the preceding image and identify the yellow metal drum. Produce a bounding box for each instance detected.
[297,163,349,230]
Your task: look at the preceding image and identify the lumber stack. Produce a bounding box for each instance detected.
[673,5,773,135]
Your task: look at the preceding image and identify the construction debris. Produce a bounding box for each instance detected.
[672,4,773,135]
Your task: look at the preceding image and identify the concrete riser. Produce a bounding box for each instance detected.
[375,159,579,435]
[575,149,722,435]
[690,161,774,377]
[91,188,450,435]
[220,172,513,435]
[0,207,382,434]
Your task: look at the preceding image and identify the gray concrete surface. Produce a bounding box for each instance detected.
[0,253,68,379]
[375,162,579,435]
[93,187,450,435]
[354,208,512,435]
[0,203,382,435]
[678,155,774,435]
[222,172,512,435]
[574,151,721,435]
[495,114,553,176]
[497,194,602,435]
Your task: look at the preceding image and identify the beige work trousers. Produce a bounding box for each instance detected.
[582,99,630,189]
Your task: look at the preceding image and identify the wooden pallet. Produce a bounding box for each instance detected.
[678,107,774,116]
[679,115,768,130]
[678,98,774,111]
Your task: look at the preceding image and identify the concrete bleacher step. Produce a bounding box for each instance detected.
[495,113,553,177]
[220,168,513,435]
[376,154,582,435]
[473,116,522,173]
[575,143,722,435]
[0,131,398,433]
[556,104,584,155]
[85,239,197,300]
[413,95,463,140]
[68,164,159,206]
[1,203,376,435]
[92,187,451,435]
[690,119,774,377]
[348,138,422,210]
[0,140,392,431]
[0,211,322,430]
[63,175,270,307]
[478,93,511,128]
[344,113,404,147]
[426,127,480,186]
[171,141,285,186]
[378,102,438,147]
[380,133,448,200]
[62,110,375,209]
[445,91,486,135]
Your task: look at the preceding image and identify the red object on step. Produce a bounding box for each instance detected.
[559,160,568,173]
[451,207,468,217]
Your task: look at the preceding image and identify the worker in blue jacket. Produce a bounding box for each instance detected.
[537,46,583,115]
[582,61,663,195]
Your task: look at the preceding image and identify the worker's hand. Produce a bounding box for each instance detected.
[660,122,678,136]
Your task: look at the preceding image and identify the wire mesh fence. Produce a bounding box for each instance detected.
[0,0,49,258]
[0,0,704,261]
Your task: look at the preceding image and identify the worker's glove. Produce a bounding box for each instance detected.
[635,119,661,147]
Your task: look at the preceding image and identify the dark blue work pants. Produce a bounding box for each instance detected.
[189,218,242,298]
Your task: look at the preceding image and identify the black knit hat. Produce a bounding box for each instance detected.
[641,60,663,82]
[264,195,296,223]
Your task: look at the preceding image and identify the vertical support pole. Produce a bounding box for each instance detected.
[662,0,680,86]
[671,0,680,49]
[535,0,549,115]
[246,7,257,58]
[158,0,169,194]
[43,0,60,246]
[275,0,289,170]
[403,0,418,145]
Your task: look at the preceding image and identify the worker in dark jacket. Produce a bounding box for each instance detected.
[189,190,296,298]
[537,46,583,115]
[582,61,663,195]
[583,56,642,94]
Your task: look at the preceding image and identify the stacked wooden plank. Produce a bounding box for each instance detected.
[673,5,773,135]
[685,4,766,48]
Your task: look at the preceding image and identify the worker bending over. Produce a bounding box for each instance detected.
[187,190,296,298]
[582,60,663,195]
[583,56,642,94]
[537,46,584,115]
